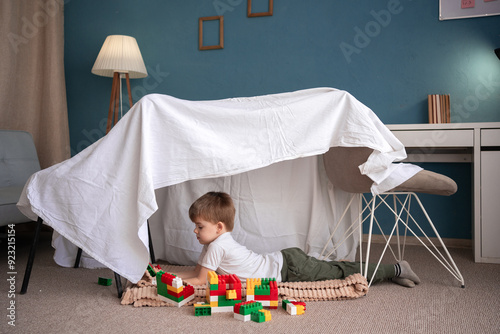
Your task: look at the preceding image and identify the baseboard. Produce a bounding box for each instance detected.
[362,234,472,249]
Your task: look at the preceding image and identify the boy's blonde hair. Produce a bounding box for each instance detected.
[189,192,235,232]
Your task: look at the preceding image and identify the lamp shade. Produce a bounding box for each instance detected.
[91,35,148,78]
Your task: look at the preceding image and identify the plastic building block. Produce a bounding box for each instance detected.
[283,299,306,315]
[203,271,243,313]
[234,301,263,315]
[207,271,218,285]
[246,277,278,308]
[211,306,235,313]
[156,271,195,307]
[98,277,112,286]
[226,289,237,300]
[194,303,212,316]
[147,263,156,277]
[234,313,251,322]
[251,309,271,323]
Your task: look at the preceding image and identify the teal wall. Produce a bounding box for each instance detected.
[64,0,500,239]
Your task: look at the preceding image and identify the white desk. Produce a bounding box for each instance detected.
[387,122,500,264]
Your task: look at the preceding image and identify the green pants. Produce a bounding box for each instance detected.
[280,247,395,283]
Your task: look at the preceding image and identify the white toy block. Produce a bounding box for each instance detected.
[234,313,252,322]
[157,293,195,308]
[172,277,183,289]
[210,306,234,313]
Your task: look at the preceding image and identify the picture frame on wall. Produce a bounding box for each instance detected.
[199,16,224,50]
[439,0,500,20]
[247,0,273,17]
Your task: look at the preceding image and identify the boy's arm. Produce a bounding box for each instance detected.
[171,264,201,280]
[182,265,210,286]
[171,264,211,285]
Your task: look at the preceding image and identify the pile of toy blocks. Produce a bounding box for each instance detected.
[189,271,307,322]
[205,271,242,313]
[246,277,279,309]
[282,299,306,315]
[233,301,271,323]
[156,271,195,307]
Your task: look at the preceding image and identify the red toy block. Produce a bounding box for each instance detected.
[291,301,306,310]
[167,289,183,299]
[161,272,176,285]
[184,284,194,298]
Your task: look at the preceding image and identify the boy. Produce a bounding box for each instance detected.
[173,191,420,288]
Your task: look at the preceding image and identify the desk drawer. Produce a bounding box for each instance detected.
[481,129,500,147]
[391,129,474,148]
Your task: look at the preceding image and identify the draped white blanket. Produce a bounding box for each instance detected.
[17,88,417,283]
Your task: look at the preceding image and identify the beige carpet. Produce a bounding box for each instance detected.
[2,225,500,333]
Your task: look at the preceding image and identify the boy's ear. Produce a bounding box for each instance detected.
[216,221,225,232]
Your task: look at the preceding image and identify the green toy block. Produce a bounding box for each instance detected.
[156,270,165,280]
[282,299,291,310]
[240,302,263,315]
[194,304,212,316]
[147,264,156,277]
[251,310,266,323]
[217,296,241,307]
[254,285,271,295]
[98,277,112,286]
[164,293,184,303]
[157,282,169,297]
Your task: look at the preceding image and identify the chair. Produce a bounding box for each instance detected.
[0,130,41,227]
[0,130,43,295]
[319,146,465,288]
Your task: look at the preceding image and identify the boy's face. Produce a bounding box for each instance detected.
[192,218,225,245]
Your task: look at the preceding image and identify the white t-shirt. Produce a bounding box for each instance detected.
[198,232,283,282]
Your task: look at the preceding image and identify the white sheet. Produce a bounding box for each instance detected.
[18,87,414,283]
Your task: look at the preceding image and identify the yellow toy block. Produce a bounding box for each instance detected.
[259,309,272,322]
[167,284,183,294]
[226,289,237,300]
[296,305,305,315]
[207,271,218,285]
[270,300,279,308]
[246,278,261,295]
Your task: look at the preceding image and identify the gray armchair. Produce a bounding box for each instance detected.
[0,130,41,226]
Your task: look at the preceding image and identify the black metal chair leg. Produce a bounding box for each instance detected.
[20,216,43,294]
[114,272,123,298]
[147,220,155,263]
[74,247,83,268]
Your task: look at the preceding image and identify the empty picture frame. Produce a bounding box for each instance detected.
[199,16,224,50]
[247,0,273,17]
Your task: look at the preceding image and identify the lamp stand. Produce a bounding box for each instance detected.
[106,72,133,134]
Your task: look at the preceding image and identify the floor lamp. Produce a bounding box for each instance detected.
[91,35,148,134]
